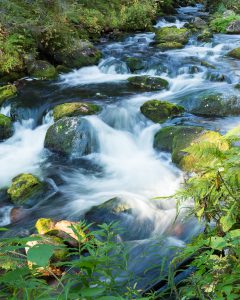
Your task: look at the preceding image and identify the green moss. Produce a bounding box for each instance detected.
[140,100,184,123]
[235,83,240,89]
[27,60,57,79]
[155,27,189,46]
[210,14,240,33]
[0,85,17,106]
[128,75,169,91]
[7,173,42,205]
[197,30,213,42]
[35,218,55,235]
[200,61,216,69]
[53,102,101,121]
[0,114,13,140]
[125,57,144,73]
[228,47,240,59]
[157,41,184,50]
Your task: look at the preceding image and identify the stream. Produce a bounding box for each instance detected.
[1,4,240,290]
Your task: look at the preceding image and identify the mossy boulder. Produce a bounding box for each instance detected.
[0,84,17,106]
[193,17,207,29]
[157,41,184,51]
[228,48,240,60]
[200,61,216,69]
[154,126,229,171]
[197,30,213,42]
[27,60,57,79]
[235,83,240,89]
[140,100,184,123]
[155,27,190,48]
[44,117,96,158]
[0,114,13,140]
[53,102,100,121]
[190,94,240,117]
[125,57,144,73]
[226,20,240,33]
[128,75,169,91]
[53,40,102,69]
[7,174,43,205]
[35,218,55,235]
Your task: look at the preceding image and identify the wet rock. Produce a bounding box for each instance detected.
[0,84,17,106]
[140,100,184,123]
[190,94,240,117]
[53,102,100,121]
[154,126,229,171]
[193,17,207,29]
[223,10,235,18]
[157,41,184,51]
[128,75,169,91]
[53,40,102,69]
[200,61,216,69]
[227,20,240,34]
[235,83,240,90]
[26,59,57,80]
[125,57,145,73]
[44,117,96,158]
[228,47,240,60]
[205,72,227,82]
[197,29,213,42]
[155,27,190,49]
[7,173,43,205]
[0,114,13,141]
[10,207,29,223]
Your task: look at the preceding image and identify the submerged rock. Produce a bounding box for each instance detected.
[155,27,189,49]
[140,100,184,123]
[0,84,17,106]
[227,20,240,34]
[26,59,57,80]
[154,126,229,171]
[0,114,13,140]
[44,117,96,158]
[128,75,169,91]
[7,174,43,205]
[157,41,184,51]
[53,102,100,121]
[53,40,102,69]
[125,57,145,73]
[228,47,240,59]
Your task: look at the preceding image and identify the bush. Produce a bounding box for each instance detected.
[210,14,240,33]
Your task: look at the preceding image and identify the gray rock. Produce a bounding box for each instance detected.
[227,20,240,34]
[193,17,207,29]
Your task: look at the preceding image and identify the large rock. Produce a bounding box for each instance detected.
[0,84,17,106]
[140,100,184,123]
[125,57,145,73]
[197,29,213,42]
[0,114,13,140]
[155,27,190,49]
[44,117,96,158]
[7,173,43,205]
[128,75,169,91]
[53,102,100,121]
[228,47,240,60]
[193,17,207,29]
[26,59,57,79]
[154,126,229,171]
[190,94,240,117]
[53,40,102,69]
[227,20,240,34]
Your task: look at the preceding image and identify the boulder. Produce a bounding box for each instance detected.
[125,57,145,73]
[53,102,100,121]
[26,59,57,79]
[155,27,190,48]
[7,173,43,205]
[197,30,213,42]
[228,47,240,60]
[235,83,240,89]
[157,41,184,51]
[44,117,97,158]
[0,114,13,140]
[154,126,229,171]
[128,75,169,91]
[140,100,184,123]
[193,17,207,29]
[227,20,240,34]
[0,84,17,106]
[53,40,102,69]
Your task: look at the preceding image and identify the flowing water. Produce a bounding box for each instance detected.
[1,4,240,289]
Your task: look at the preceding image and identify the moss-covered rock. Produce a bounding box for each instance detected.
[0,84,17,106]
[35,218,55,235]
[235,83,240,89]
[0,114,13,140]
[154,126,229,171]
[200,61,216,69]
[27,60,57,79]
[157,41,184,51]
[228,47,240,59]
[7,173,43,205]
[197,30,213,42]
[193,17,207,29]
[140,100,184,123]
[44,117,96,158]
[155,27,189,48]
[128,75,169,91]
[125,57,145,73]
[53,40,102,69]
[190,94,240,117]
[53,102,100,121]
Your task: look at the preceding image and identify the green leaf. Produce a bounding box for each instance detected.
[227,229,240,239]
[80,287,106,297]
[98,297,124,300]
[209,236,228,251]
[27,244,54,267]
[220,213,236,233]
